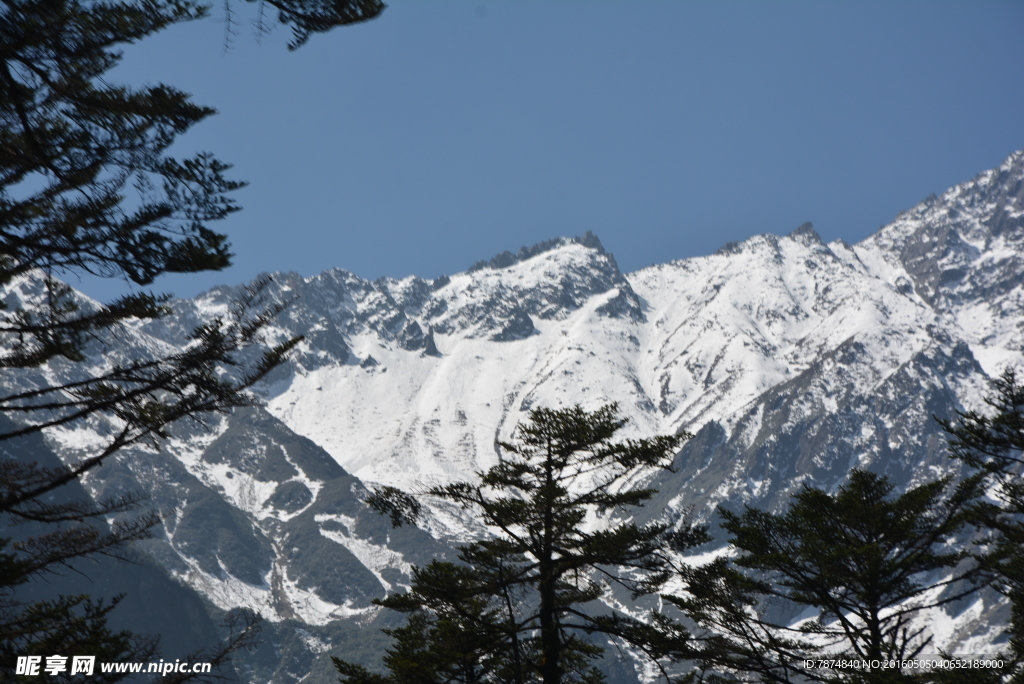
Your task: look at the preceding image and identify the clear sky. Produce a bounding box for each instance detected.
[79,0,1024,303]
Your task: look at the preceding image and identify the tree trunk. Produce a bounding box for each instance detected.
[539,440,560,684]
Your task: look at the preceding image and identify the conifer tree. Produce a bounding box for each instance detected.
[669,470,987,684]
[1,0,380,677]
[939,368,1024,683]
[337,404,704,684]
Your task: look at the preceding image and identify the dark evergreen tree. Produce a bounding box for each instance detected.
[337,404,705,684]
[1,0,380,677]
[669,470,987,684]
[335,557,536,684]
[939,367,1024,683]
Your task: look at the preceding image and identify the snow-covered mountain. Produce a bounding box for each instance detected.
[5,149,1023,682]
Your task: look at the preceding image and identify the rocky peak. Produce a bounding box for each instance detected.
[467,230,609,272]
[787,221,823,245]
[852,151,1024,339]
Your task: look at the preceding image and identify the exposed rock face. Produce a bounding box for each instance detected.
[4,151,1023,682]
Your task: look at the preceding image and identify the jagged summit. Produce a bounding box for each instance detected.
[851,148,1024,372]
[468,230,609,272]
[787,220,824,244]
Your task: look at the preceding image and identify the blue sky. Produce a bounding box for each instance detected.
[81,1,1024,302]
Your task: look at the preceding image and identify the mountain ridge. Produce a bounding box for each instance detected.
[4,149,1023,682]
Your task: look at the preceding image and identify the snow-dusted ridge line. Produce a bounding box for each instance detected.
[6,150,1023,676]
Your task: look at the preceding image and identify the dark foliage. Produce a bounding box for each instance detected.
[939,367,1024,683]
[337,404,706,684]
[1,0,379,678]
[668,470,987,684]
